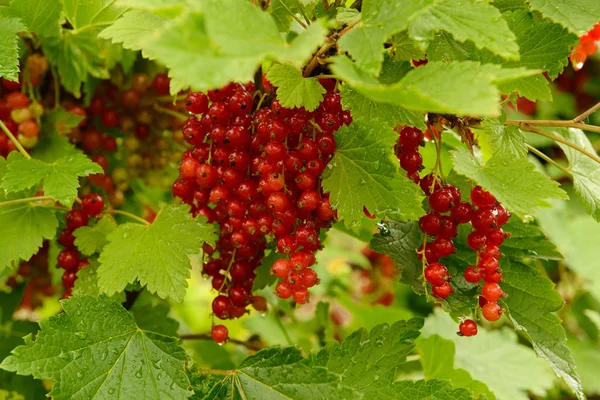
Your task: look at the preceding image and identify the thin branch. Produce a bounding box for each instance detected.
[303,17,361,77]
[574,101,600,123]
[0,119,31,159]
[505,119,600,134]
[107,209,151,225]
[0,195,54,208]
[279,0,307,28]
[293,0,311,26]
[527,145,572,176]
[511,122,600,164]
[153,104,188,122]
[179,333,263,351]
[314,74,337,80]
[198,368,231,376]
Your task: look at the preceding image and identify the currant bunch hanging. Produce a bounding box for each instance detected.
[395,125,511,336]
[570,22,600,70]
[56,193,105,298]
[173,79,347,334]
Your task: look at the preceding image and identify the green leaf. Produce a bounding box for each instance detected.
[266,64,325,111]
[62,0,125,29]
[0,17,25,82]
[102,1,326,93]
[73,215,117,256]
[42,31,111,97]
[408,0,519,59]
[0,295,191,399]
[422,308,556,400]
[554,128,600,222]
[482,117,528,158]
[10,0,61,37]
[502,219,563,260]
[390,31,427,62]
[322,120,424,229]
[336,7,360,25]
[370,220,424,295]
[332,57,539,116]
[97,204,217,302]
[130,291,179,337]
[361,379,474,400]
[71,260,125,303]
[526,0,600,34]
[417,335,494,399]
[501,259,585,400]
[568,337,600,396]
[451,147,567,216]
[497,74,552,102]
[315,318,424,388]
[537,202,600,303]
[0,199,58,275]
[200,347,357,399]
[1,152,102,207]
[340,86,426,130]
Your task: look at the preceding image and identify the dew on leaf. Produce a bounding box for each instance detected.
[74,331,88,340]
[108,388,115,394]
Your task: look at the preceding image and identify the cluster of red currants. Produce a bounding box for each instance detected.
[395,126,511,336]
[56,193,105,298]
[359,245,398,306]
[0,79,44,157]
[76,73,185,208]
[570,23,600,70]
[172,78,346,341]
[5,243,54,311]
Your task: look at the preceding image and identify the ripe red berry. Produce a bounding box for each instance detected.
[229,286,250,307]
[81,193,105,216]
[251,296,268,312]
[57,249,80,271]
[458,319,478,337]
[432,282,453,299]
[299,268,319,287]
[196,164,218,189]
[464,265,481,283]
[271,258,291,279]
[212,295,231,319]
[471,186,496,207]
[152,73,170,95]
[419,214,441,236]
[399,127,424,149]
[65,210,89,231]
[211,325,229,344]
[424,263,449,286]
[467,231,487,252]
[293,288,310,304]
[481,302,503,321]
[451,202,473,224]
[58,229,76,248]
[400,151,423,173]
[420,173,442,195]
[62,271,78,288]
[429,189,455,213]
[471,207,498,231]
[482,268,503,284]
[290,250,315,271]
[431,237,455,258]
[482,283,503,302]
[478,256,499,271]
[185,92,209,114]
[275,281,293,299]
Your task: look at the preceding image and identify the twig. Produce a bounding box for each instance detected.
[574,101,600,123]
[303,17,361,77]
[179,333,263,351]
[513,123,600,164]
[527,145,572,176]
[314,74,337,80]
[107,209,151,225]
[0,120,30,159]
[153,104,188,122]
[505,119,600,134]
[279,0,307,28]
[198,368,231,376]
[0,195,54,208]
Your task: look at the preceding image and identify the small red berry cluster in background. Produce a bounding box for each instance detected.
[570,22,600,70]
[0,79,45,157]
[172,78,347,333]
[359,245,398,306]
[56,193,105,298]
[395,126,512,335]
[5,243,54,311]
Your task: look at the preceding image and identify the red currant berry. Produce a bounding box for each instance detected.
[471,186,496,207]
[300,268,319,287]
[451,202,473,224]
[424,263,449,286]
[458,319,478,337]
[81,193,104,216]
[271,259,291,279]
[467,231,487,252]
[432,282,453,299]
[57,249,80,271]
[211,324,229,343]
[481,302,503,321]
[429,189,455,213]
[212,295,232,319]
[293,288,310,304]
[58,229,76,248]
[464,266,481,283]
[65,210,89,231]
[431,237,456,258]
[275,281,293,299]
[185,92,209,114]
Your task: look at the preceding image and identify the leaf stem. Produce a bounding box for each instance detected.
[504,119,600,134]
[106,209,150,225]
[179,333,263,351]
[293,0,311,26]
[153,104,189,122]
[303,17,361,77]
[512,123,600,164]
[527,145,572,176]
[50,65,60,110]
[279,0,307,28]
[573,101,600,123]
[273,311,293,346]
[314,74,337,80]
[0,119,31,159]
[0,195,54,208]
[197,368,232,376]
